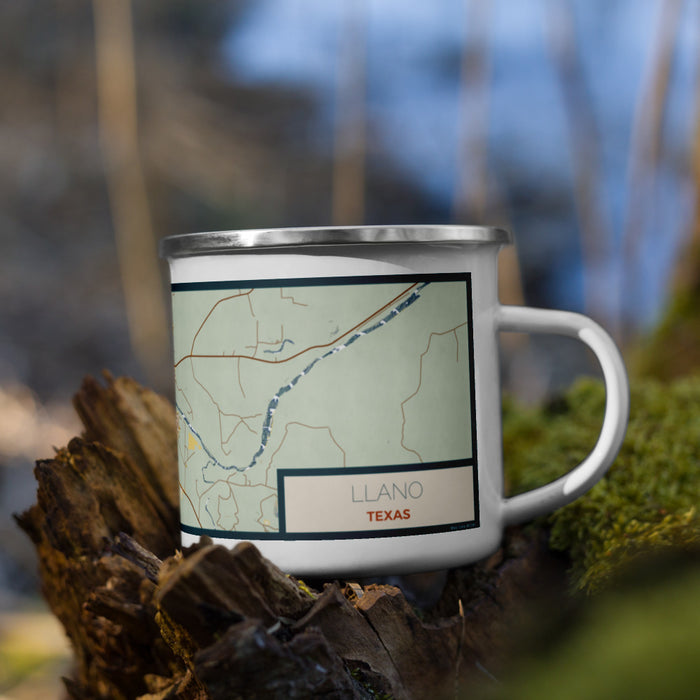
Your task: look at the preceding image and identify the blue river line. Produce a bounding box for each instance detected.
[263,338,295,354]
[176,281,429,477]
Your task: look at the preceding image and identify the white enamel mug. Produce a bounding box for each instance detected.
[160,226,629,576]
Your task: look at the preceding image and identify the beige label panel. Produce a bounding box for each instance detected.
[282,464,475,534]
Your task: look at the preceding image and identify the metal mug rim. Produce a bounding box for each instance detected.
[159,225,512,258]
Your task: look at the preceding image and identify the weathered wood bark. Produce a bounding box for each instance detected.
[16,373,566,699]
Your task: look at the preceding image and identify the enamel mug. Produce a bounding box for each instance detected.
[160,226,629,576]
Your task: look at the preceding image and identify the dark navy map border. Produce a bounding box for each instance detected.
[171,271,470,292]
[176,271,480,541]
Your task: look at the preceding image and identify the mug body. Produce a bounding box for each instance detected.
[161,226,510,576]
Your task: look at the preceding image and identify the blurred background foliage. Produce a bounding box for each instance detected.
[0,0,699,697]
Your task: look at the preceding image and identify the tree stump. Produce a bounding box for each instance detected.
[16,373,566,699]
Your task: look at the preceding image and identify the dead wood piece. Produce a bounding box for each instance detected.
[15,374,569,699]
[19,437,176,558]
[356,585,467,698]
[292,583,404,697]
[71,555,180,700]
[138,669,208,700]
[432,526,570,671]
[73,372,179,530]
[14,375,185,698]
[111,531,163,583]
[155,542,316,648]
[80,558,184,698]
[147,539,485,699]
[195,619,362,700]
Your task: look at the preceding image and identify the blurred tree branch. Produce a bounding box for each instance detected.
[633,8,700,380]
[332,0,367,225]
[93,0,169,385]
[670,11,700,298]
[547,0,613,328]
[454,0,523,309]
[621,0,684,340]
[453,0,491,224]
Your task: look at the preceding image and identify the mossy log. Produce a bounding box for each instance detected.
[16,373,566,700]
[502,377,700,593]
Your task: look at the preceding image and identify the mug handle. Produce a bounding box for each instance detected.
[497,305,629,526]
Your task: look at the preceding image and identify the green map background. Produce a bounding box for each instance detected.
[172,278,473,534]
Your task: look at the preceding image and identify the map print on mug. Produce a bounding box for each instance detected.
[172,273,479,541]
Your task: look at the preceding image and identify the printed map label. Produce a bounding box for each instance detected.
[279,463,475,536]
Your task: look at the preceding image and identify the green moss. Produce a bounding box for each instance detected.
[288,576,318,599]
[348,666,394,699]
[480,562,700,700]
[631,285,700,381]
[503,376,700,593]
